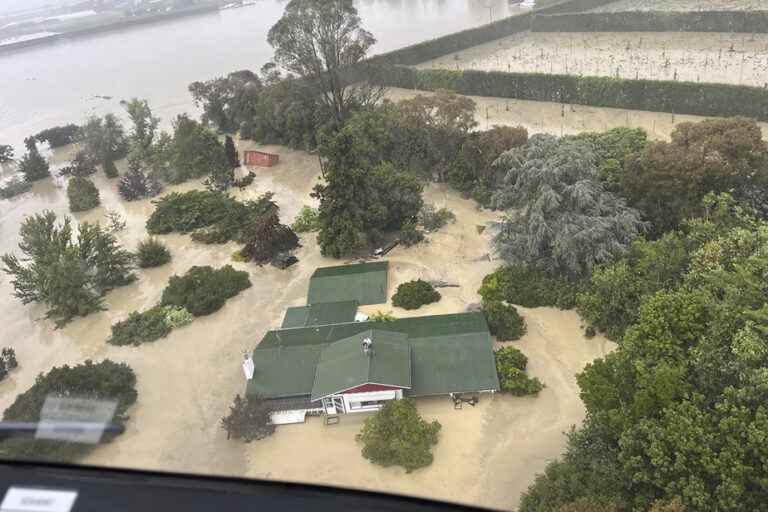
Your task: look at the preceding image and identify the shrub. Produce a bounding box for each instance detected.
[0,348,18,382]
[67,177,100,212]
[399,222,425,247]
[161,265,251,317]
[104,159,119,178]
[0,176,32,199]
[107,306,172,346]
[0,144,13,163]
[221,394,275,442]
[118,168,162,201]
[0,360,137,462]
[163,306,193,329]
[370,311,396,323]
[34,124,79,148]
[58,150,97,178]
[104,210,126,232]
[479,266,583,309]
[392,280,441,310]
[291,206,321,233]
[357,399,441,473]
[494,346,544,396]
[136,238,171,268]
[18,145,50,182]
[418,204,456,231]
[483,301,527,341]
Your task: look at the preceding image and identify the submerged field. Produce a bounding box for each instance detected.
[590,0,766,12]
[0,141,613,510]
[417,30,768,87]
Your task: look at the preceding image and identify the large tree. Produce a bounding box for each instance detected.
[79,114,128,168]
[623,117,768,234]
[189,70,261,133]
[171,115,229,185]
[267,0,380,124]
[2,212,136,327]
[492,134,646,277]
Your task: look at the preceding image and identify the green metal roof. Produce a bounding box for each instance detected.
[307,261,389,305]
[281,301,359,329]
[249,312,499,399]
[311,330,411,401]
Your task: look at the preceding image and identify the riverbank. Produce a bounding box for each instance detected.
[0,4,222,55]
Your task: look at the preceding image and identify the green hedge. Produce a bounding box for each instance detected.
[368,66,768,121]
[368,0,617,66]
[532,11,768,33]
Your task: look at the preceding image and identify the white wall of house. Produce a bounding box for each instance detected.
[341,389,402,413]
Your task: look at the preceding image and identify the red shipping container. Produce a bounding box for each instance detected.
[243,150,279,167]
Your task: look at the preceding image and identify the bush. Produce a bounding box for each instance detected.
[392,280,441,310]
[239,211,300,264]
[118,168,162,201]
[399,222,425,247]
[418,205,456,231]
[494,346,544,396]
[370,311,396,323]
[163,306,193,329]
[34,124,79,148]
[136,238,171,268]
[479,266,583,309]
[161,265,251,317]
[104,159,119,178]
[221,394,275,442]
[483,301,527,341]
[291,206,321,233]
[0,176,32,199]
[107,306,171,346]
[67,177,100,212]
[18,146,50,182]
[357,399,441,473]
[0,348,18,382]
[0,360,137,462]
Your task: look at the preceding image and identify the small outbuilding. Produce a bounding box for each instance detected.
[307,261,389,306]
[243,150,279,167]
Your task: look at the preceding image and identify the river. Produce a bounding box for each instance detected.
[0,0,532,153]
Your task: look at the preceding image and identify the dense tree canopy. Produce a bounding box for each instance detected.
[170,115,229,185]
[189,70,261,133]
[1,212,135,327]
[34,124,79,148]
[520,194,768,512]
[267,0,380,124]
[493,134,646,276]
[623,118,768,235]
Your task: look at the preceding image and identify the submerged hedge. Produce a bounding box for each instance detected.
[531,10,768,34]
[368,66,768,121]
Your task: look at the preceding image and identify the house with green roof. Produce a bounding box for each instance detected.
[245,261,500,424]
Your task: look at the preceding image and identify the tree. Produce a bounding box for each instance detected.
[2,212,135,327]
[0,348,19,382]
[483,301,526,341]
[171,115,229,185]
[267,0,380,124]
[0,144,13,163]
[493,134,646,277]
[189,70,261,133]
[79,114,128,167]
[623,118,768,234]
[494,346,544,396]
[221,394,275,442]
[118,167,162,201]
[356,399,441,473]
[67,177,100,212]
[224,135,239,168]
[566,127,648,190]
[34,125,79,148]
[418,204,456,231]
[0,360,137,462]
[58,150,97,178]
[17,142,50,182]
[123,98,159,169]
[391,280,441,310]
[239,210,299,264]
[291,206,321,233]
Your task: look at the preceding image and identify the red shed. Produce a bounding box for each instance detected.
[243,150,279,167]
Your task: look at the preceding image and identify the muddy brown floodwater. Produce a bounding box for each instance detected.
[418,30,768,87]
[0,141,614,510]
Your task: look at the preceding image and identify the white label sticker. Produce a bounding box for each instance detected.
[0,487,78,512]
[36,396,117,444]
